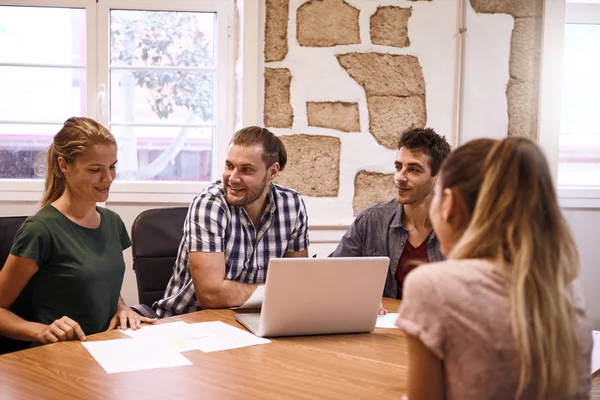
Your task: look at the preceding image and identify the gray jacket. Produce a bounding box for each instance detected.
[330,199,443,298]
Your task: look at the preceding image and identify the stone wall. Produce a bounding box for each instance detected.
[469,0,544,140]
[260,0,544,221]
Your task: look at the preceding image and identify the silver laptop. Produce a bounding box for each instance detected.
[235,257,389,337]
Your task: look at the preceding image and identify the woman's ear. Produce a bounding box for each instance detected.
[442,188,468,229]
[57,157,69,175]
[440,188,454,223]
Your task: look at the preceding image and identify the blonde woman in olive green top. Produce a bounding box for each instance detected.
[0,117,155,345]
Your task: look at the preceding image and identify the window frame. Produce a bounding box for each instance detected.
[541,0,600,208]
[0,0,235,204]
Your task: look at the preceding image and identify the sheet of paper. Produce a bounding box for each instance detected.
[592,330,600,374]
[185,321,270,352]
[235,285,265,309]
[122,320,270,353]
[376,313,400,329]
[82,339,192,374]
[119,321,189,338]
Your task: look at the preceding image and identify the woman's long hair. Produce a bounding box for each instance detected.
[41,117,116,207]
[442,137,581,399]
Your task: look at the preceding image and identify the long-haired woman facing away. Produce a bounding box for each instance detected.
[396,137,592,400]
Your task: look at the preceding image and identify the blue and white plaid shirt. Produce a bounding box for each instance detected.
[154,180,309,317]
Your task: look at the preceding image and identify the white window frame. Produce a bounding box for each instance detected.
[0,0,97,202]
[539,0,600,208]
[0,0,235,204]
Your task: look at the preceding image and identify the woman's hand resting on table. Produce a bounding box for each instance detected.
[35,316,86,344]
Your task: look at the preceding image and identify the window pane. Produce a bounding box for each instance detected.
[0,6,86,65]
[0,66,86,122]
[558,24,600,187]
[110,10,215,68]
[109,9,218,183]
[110,70,214,124]
[0,124,59,179]
[110,126,213,182]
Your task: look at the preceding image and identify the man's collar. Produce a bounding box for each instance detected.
[390,202,437,240]
[265,182,276,211]
[391,202,405,228]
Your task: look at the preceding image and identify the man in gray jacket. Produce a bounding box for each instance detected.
[331,128,451,300]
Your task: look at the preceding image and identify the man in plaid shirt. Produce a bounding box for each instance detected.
[154,127,309,317]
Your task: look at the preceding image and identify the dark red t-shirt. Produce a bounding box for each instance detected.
[395,239,429,299]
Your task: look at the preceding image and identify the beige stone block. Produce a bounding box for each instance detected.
[265,0,289,62]
[353,171,396,216]
[507,79,538,139]
[469,1,543,141]
[297,0,360,47]
[264,68,294,128]
[370,7,412,48]
[469,0,542,18]
[306,102,360,132]
[367,96,426,149]
[337,53,425,97]
[506,17,541,139]
[276,134,340,197]
[509,17,542,82]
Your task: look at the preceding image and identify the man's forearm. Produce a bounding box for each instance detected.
[196,280,259,309]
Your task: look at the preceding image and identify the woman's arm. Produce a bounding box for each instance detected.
[0,255,86,343]
[405,335,445,400]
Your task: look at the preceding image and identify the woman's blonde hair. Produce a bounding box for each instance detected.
[41,117,116,207]
[441,137,581,399]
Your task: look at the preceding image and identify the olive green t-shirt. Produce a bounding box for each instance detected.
[10,205,131,335]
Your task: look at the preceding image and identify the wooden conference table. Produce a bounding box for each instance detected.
[0,298,408,400]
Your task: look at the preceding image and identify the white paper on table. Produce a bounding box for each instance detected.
[591,330,600,374]
[119,321,189,338]
[233,285,265,309]
[121,320,270,353]
[82,338,192,374]
[376,313,400,329]
[184,321,270,352]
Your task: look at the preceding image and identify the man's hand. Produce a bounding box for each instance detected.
[35,316,86,344]
[378,303,388,315]
[107,305,157,331]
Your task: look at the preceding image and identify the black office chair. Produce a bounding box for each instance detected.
[130,207,188,318]
[0,216,34,354]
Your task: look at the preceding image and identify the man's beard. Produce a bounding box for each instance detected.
[226,175,268,207]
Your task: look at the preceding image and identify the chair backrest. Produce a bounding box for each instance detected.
[0,216,27,270]
[0,215,33,354]
[131,207,188,307]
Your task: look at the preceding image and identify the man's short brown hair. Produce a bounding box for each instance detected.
[231,126,288,171]
[398,128,452,176]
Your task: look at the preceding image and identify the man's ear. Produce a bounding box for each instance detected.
[57,157,69,175]
[268,162,280,181]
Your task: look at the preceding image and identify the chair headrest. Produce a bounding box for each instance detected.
[131,207,188,258]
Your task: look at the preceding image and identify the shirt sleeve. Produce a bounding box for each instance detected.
[118,217,132,251]
[9,219,52,268]
[187,194,228,253]
[286,196,309,252]
[395,268,446,359]
[329,213,365,257]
